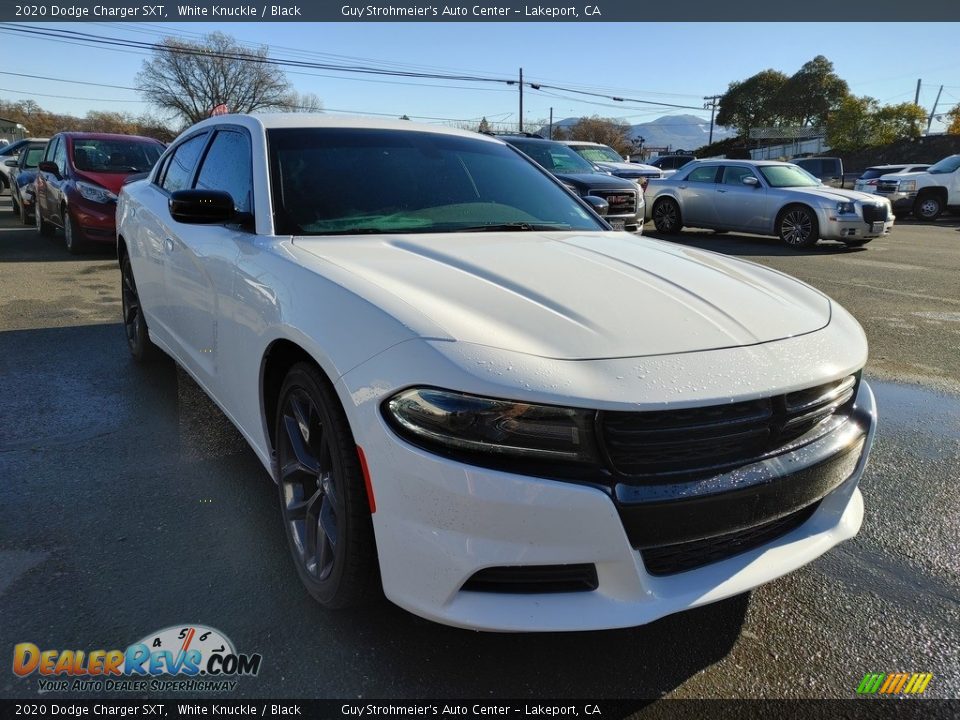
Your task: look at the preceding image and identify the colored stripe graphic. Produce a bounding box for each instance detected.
[858,673,932,695]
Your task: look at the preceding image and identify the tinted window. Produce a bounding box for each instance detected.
[21,147,44,168]
[685,166,718,183]
[161,133,208,193]
[194,130,253,214]
[861,167,904,180]
[794,158,821,175]
[44,137,59,163]
[929,156,960,174]
[721,166,757,185]
[267,128,605,235]
[507,140,596,174]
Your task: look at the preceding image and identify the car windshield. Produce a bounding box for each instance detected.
[21,147,44,168]
[928,156,960,174]
[71,139,163,174]
[267,128,606,236]
[759,165,822,188]
[571,145,623,163]
[507,140,597,174]
[861,167,905,180]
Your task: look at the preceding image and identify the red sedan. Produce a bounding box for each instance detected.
[35,132,164,253]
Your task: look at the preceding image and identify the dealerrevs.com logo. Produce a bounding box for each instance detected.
[12,625,262,693]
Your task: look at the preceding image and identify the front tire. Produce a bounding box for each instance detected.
[275,363,378,609]
[120,254,158,362]
[652,198,683,234]
[778,205,819,248]
[36,202,55,236]
[64,212,85,254]
[913,193,943,221]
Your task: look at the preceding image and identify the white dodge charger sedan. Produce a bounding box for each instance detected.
[117,114,877,632]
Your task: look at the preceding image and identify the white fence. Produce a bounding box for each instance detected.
[750,136,829,160]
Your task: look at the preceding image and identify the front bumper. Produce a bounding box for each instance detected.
[877,191,915,212]
[357,378,876,632]
[818,209,894,241]
[68,197,118,245]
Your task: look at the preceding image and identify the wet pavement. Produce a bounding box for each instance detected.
[1,198,958,701]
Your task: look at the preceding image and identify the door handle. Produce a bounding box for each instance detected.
[163,237,175,253]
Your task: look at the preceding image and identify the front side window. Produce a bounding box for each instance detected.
[71,139,162,174]
[43,138,59,163]
[267,129,606,235]
[161,133,208,193]
[52,138,67,173]
[194,130,253,214]
[21,146,44,169]
[508,140,596,174]
[721,166,758,185]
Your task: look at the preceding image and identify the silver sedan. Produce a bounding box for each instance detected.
[644,160,894,248]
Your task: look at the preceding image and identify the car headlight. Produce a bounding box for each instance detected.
[383,387,600,465]
[836,201,856,215]
[76,181,117,204]
[898,180,916,193]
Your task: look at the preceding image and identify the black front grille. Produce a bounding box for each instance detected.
[462,564,598,594]
[640,502,820,576]
[588,188,637,215]
[600,375,857,479]
[876,181,900,194]
[862,204,888,224]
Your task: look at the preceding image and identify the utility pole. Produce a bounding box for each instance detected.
[703,95,722,145]
[915,79,922,106]
[927,85,944,134]
[548,107,553,140]
[519,68,524,133]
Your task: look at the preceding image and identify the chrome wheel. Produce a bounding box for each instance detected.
[780,207,817,247]
[914,196,942,221]
[64,213,80,253]
[653,199,681,234]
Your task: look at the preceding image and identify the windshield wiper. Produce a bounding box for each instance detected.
[458,222,568,232]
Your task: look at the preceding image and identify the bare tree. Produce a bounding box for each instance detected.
[282,92,324,113]
[137,32,305,125]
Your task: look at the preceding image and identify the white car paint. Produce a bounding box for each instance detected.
[118,114,875,631]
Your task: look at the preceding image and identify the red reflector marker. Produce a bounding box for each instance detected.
[356,446,376,513]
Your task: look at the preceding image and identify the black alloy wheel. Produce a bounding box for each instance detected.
[275,363,377,608]
[779,206,819,248]
[120,254,158,362]
[652,198,682,234]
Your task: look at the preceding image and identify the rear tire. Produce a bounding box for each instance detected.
[120,253,159,362]
[778,205,819,248]
[652,198,682,234]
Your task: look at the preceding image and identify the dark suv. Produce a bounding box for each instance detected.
[645,154,696,173]
[500,135,643,232]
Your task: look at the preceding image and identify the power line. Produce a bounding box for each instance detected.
[0,86,146,103]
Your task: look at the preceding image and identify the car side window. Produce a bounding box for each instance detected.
[721,166,757,185]
[152,154,171,187]
[193,130,253,214]
[52,138,67,174]
[161,133,208,193]
[43,137,59,164]
[685,166,719,183]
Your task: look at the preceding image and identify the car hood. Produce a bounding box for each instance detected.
[788,186,888,204]
[880,170,927,181]
[596,161,661,175]
[292,232,831,360]
[74,170,136,196]
[554,172,638,190]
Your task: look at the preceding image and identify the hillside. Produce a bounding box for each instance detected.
[544,114,736,152]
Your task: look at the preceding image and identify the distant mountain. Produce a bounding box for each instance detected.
[542,114,736,153]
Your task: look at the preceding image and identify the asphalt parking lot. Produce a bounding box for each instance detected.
[0,196,957,704]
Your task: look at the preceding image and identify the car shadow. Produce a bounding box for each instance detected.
[643,229,867,257]
[1,322,748,702]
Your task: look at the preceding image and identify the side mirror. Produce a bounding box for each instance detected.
[38,160,61,178]
[742,176,760,187]
[3,158,17,167]
[169,189,236,224]
[582,195,610,217]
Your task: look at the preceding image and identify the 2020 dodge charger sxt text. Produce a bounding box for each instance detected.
[117,114,877,631]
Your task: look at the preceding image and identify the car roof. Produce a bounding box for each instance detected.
[60,132,163,143]
[181,113,505,146]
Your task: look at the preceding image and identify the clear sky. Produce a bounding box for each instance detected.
[2,21,958,132]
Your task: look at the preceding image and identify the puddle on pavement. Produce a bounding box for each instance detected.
[868,378,960,442]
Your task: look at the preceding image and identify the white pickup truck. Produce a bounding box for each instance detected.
[875,154,960,220]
